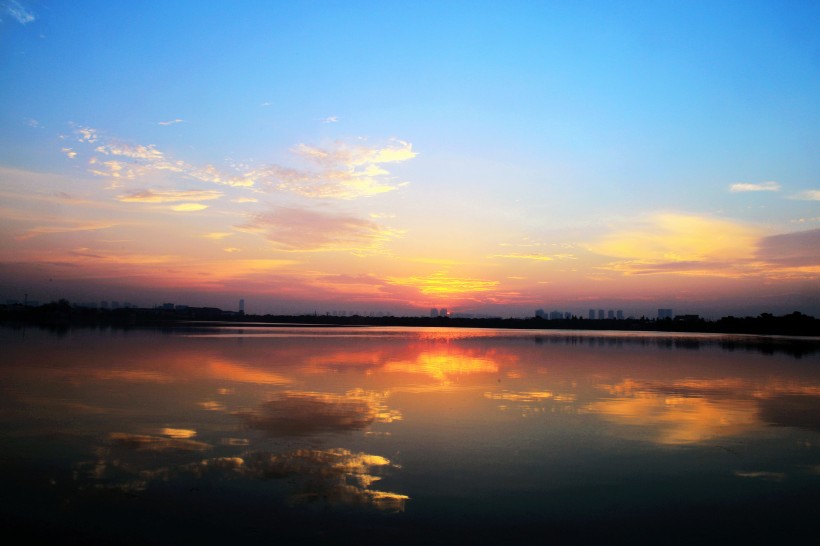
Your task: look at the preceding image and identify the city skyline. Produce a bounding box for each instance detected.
[1,1,819,319]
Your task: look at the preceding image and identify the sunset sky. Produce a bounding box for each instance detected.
[1,0,818,318]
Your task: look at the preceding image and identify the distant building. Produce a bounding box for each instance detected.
[565,312,572,320]
[607,310,615,319]
[439,308,448,317]
[589,309,596,320]
[535,309,547,319]
[616,310,624,320]
[598,309,605,320]
[239,298,245,314]
[549,310,564,320]
[658,308,673,319]
[675,314,700,322]
[161,303,174,310]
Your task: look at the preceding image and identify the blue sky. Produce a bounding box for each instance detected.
[1,0,818,317]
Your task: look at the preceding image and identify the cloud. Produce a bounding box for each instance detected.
[489,253,576,262]
[203,232,233,240]
[321,116,339,123]
[88,158,144,180]
[729,181,781,192]
[590,213,761,276]
[387,271,499,296]
[755,229,820,271]
[96,142,165,160]
[252,139,416,199]
[74,126,99,143]
[591,214,820,281]
[170,203,209,212]
[232,197,258,203]
[60,148,77,159]
[68,125,415,200]
[294,139,416,168]
[2,0,35,24]
[158,118,184,126]
[187,164,256,188]
[17,221,116,240]
[790,190,820,201]
[239,207,401,252]
[117,189,223,203]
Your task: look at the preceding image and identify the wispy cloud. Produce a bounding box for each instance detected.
[754,228,820,278]
[203,232,234,240]
[252,139,416,199]
[17,222,116,240]
[294,139,416,168]
[589,213,820,281]
[60,148,77,159]
[590,213,761,277]
[96,143,164,160]
[74,125,99,143]
[239,207,401,252]
[386,271,499,297]
[790,190,820,201]
[158,118,184,126]
[729,181,781,193]
[68,125,417,200]
[321,116,339,123]
[117,189,223,203]
[2,0,35,24]
[170,203,209,212]
[490,253,577,262]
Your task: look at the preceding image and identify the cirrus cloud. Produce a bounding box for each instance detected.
[117,189,224,203]
[69,126,416,200]
[790,190,820,201]
[729,181,781,192]
[238,206,402,253]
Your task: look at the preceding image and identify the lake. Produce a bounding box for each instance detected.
[1,325,819,544]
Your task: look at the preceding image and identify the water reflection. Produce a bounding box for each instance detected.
[586,377,820,444]
[1,325,819,543]
[236,390,400,437]
[586,381,760,444]
[244,448,408,511]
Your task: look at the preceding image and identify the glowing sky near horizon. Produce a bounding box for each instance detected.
[1,0,818,317]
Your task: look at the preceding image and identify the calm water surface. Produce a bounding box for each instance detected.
[2,325,819,544]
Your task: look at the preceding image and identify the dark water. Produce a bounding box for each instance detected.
[2,325,819,544]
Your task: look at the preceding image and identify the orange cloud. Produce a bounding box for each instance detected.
[590,213,762,277]
[17,221,117,240]
[386,271,499,297]
[239,207,401,253]
[118,189,223,203]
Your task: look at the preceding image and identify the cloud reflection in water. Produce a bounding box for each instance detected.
[236,390,400,437]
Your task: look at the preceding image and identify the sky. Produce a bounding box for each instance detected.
[1,0,818,318]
